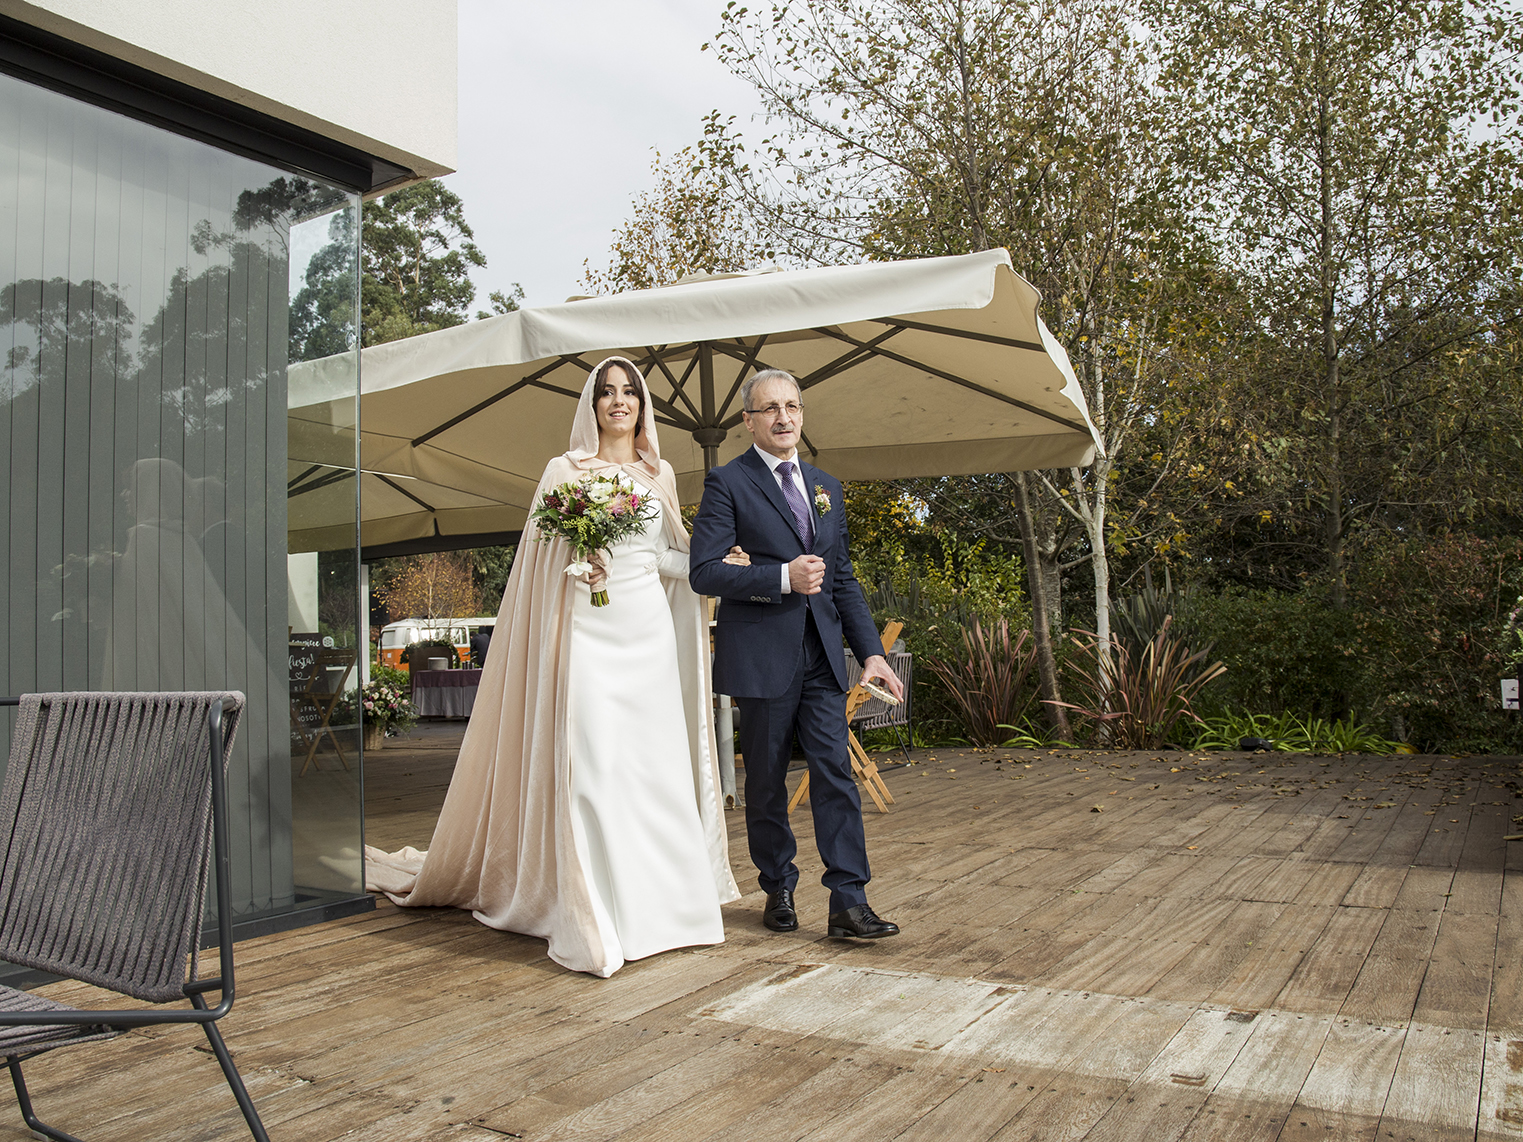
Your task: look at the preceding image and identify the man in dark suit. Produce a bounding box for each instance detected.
[690,369,905,939]
[469,624,493,667]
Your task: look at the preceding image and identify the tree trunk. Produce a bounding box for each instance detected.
[1016,471,1071,737]
[1316,18,1348,611]
[1087,461,1113,666]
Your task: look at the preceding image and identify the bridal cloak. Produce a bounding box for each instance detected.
[365,358,739,977]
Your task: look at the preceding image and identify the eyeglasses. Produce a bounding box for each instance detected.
[744,402,804,420]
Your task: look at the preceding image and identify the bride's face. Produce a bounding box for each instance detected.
[594,367,642,439]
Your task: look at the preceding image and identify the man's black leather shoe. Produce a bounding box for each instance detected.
[828,903,899,939]
[763,888,799,932]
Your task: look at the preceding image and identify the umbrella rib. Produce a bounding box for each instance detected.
[287,468,355,498]
[705,340,787,377]
[411,354,592,447]
[796,327,903,390]
[288,464,324,490]
[814,328,1092,435]
[870,317,1046,354]
[645,347,704,423]
[717,335,770,420]
[710,330,899,429]
[376,474,436,514]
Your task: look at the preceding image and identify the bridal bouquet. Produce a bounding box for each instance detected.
[531,471,657,606]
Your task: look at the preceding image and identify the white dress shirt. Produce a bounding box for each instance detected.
[752,444,811,594]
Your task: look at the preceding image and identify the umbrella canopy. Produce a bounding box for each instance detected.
[287,248,1101,553]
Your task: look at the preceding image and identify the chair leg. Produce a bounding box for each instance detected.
[319,714,350,770]
[7,1057,85,1142]
[199,1023,271,1142]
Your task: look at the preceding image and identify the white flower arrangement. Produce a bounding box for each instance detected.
[814,485,832,515]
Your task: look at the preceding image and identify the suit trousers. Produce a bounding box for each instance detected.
[736,611,870,914]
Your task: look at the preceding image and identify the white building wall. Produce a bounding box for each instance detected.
[288,552,320,634]
[0,0,457,179]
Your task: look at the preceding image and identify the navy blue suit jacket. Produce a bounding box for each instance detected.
[690,447,882,699]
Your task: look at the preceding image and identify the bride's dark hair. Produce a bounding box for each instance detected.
[590,359,646,432]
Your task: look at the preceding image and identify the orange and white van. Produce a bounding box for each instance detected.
[377,617,496,670]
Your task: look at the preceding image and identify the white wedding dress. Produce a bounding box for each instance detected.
[565,490,726,975]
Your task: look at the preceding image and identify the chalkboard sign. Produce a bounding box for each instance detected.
[289,632,325,733]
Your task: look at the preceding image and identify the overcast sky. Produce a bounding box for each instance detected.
[442,0,767,311]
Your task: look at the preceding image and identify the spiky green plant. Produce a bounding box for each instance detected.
[1057,616,1227,750]
[920,618,1041,747]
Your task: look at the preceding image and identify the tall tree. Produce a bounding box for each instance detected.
[705,0,1203,722]
[581,147,766,295]
[1146,0,1523,607]
[289,207,359,363]
[374,551,482,621]
[362,180,489,346]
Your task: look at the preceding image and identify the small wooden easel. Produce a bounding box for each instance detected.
[788,620,902,815]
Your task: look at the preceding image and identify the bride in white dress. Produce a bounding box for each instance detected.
[365,357,742,977]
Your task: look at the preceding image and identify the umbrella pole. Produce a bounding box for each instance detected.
[700,343,718,471]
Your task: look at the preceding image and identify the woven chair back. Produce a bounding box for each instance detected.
[0,692,243,1003]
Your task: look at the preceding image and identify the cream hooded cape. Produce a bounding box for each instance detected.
[364,357,739,975]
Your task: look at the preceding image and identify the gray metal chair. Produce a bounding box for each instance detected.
[0,692,270,1142]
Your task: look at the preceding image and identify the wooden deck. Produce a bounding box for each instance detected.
[10,736,1523,1141]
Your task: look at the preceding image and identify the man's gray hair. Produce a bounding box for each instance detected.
[741,368,802,412]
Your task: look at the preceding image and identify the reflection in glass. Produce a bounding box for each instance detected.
[0,71,364,926]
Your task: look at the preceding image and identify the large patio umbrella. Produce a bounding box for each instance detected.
[286,248,1101,553]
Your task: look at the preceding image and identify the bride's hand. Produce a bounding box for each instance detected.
[586,551,608,590]
[723,546,751,567]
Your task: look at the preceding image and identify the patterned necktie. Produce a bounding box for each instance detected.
[776,461,814,552]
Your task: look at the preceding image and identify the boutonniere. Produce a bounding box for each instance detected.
[814,485,832,515]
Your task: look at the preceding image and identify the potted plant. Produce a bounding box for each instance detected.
[401,639,458,671]
[357,669,417,750]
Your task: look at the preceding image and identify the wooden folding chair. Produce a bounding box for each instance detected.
[292,648,356,775]
[789,620,902,815]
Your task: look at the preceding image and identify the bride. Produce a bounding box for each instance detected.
[365,356,742,977]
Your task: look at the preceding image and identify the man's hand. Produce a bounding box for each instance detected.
[859,655,904,702]
[788,554,826,594]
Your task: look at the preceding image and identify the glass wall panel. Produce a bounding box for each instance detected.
[0,71,364,927]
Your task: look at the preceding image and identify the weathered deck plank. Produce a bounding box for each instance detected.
[0,741,1515,1141]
